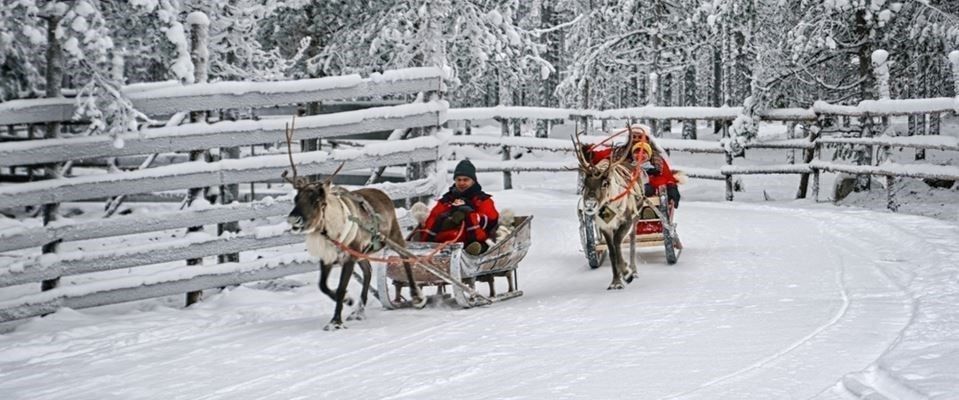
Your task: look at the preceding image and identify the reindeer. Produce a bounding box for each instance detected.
[282,118,426,330]
[573,134,644,290]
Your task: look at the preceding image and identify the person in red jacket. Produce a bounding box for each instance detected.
[420,160,499,255]
[627,126,682,208]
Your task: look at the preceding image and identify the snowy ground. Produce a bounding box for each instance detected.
[1,169,958,399]
[1,119,958,399]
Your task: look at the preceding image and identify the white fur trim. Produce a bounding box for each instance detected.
[673,171,688,185]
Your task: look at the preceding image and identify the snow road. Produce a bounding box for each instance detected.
[1,187,957,399]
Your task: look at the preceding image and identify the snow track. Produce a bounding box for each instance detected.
[1,187,956,399]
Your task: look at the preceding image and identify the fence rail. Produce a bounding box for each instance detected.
[0,139,439,209]
[444,107,959,203]
[0,255,320,322]
[0,101,445,167]
[0,67,445,126]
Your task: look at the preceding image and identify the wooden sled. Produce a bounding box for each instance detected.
[376,215,533,309]
[579,188,681,267]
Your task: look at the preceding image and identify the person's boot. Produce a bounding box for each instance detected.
[465,241,483,255]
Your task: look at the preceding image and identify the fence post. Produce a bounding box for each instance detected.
[40,14,64,292]
[465,119,472,136]
[812,130,822,202]
[796,122,820,199]
[724,150,734,201]
[500,117,512,190]
[682,119,696,140]
[185,12,210,306]
[885,175,898,212]
[419,86,442,205]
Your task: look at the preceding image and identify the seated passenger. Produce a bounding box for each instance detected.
[420,160,499,255]
[626,126,682,209]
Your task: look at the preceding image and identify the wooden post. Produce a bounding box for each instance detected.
[812,135,822,202]
[724,150,734,201]
[40,14,64,292]
[500,118,512,190]
[682,119,696,140]
[186,12,210,306]
[419,87,442,205]
[217,143,241,264]
[796,123,820,199]
[885,175,897,212]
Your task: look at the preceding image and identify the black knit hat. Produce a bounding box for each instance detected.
[453,159,477,182]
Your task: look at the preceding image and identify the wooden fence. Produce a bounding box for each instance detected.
[0,67,446,322]
[444,100,959,205]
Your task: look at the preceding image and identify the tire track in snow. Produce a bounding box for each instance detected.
[660,209,856,399]
[209,306,501,399]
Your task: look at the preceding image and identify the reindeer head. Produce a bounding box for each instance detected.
[573,133,630,216]
[282,116,345,233]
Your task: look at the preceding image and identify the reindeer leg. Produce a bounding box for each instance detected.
[348,260,372,321]
[619,223,636,284]
[319,261,353,306]
[325,259,355,331]
[603,230,626,290]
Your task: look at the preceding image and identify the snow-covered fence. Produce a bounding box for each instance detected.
[0,68,445,126]
[0,143,441,322]
[446,134,804,198]
[0,67,448,321]
[446,102,959,203]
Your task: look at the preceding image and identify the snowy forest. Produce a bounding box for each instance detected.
[4,2,959,398]
[2,0,959,134]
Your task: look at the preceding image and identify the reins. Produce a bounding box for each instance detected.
[608,164,643,202]
[324,202,466,265]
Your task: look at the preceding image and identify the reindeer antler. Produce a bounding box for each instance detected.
[281,115,305,188]
[571,133,590,170]
[323,161,346,185]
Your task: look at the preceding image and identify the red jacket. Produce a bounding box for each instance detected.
[420,184,498,244]
[588,144,678,187]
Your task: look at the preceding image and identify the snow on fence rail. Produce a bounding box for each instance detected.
[446,105,817,121]
[446,98,958,124]
[0,101,446,167]
[0,178,434,254]
[0,67,446,126]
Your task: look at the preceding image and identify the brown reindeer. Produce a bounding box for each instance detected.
[574,134,643,290]
[282,118,426,330]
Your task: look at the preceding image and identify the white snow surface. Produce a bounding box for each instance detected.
[1,184,957,399]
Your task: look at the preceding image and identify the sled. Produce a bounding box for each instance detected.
[376,215,533,309]
[578,187,681,267]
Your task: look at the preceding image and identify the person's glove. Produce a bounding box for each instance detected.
[641,161,660,176]
[440,210,467,231]
[455,204,474,213]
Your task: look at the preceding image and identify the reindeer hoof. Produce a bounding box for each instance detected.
[607,282,625,290]
[323,321,346,331]
[346,309,366,321]
[411,296,428,309]
[624,271,636,284]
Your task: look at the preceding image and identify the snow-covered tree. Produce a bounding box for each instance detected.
[309,0,549,106]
